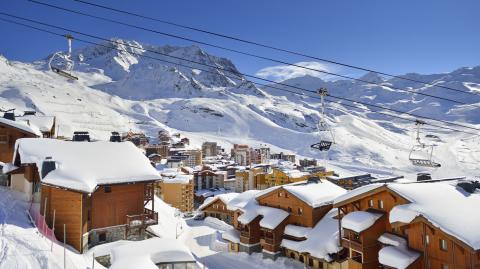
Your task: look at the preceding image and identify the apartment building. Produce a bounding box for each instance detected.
[231,144,251,166]
[265,166,334,187]
[157,169,194,212]
[202,142,218,157]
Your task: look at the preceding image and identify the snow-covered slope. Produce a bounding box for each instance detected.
[1,39,479,179]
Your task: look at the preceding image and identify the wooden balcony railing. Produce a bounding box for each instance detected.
[126,208,158,228]
[341,237,363,252]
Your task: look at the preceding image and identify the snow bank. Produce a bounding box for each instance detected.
[341,211,383,233]
[110,237,196,269]
[14,138,160,193]
[378,246,420,269]
[146,195,187,239]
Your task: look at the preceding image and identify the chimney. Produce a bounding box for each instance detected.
[110,131,121,142]
[72,131,90,142]
[41,157,57,178]
[3,112,15,121]
[417,173,431,181]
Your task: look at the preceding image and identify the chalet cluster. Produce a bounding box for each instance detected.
[200,177,480,268]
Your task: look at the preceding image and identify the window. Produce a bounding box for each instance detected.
[287,207,292,213]
[0,134,7,144]
[440,239,448,251]
[424,235,430,245]
[368,199,374,208]
[378,200,384,209]
[441,264,449,269]
[104,186,111,193]
[285,192,289,198]
[297,207,303,215]
[278,192,282,197]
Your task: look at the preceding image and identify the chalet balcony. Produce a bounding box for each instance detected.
[341,237,363,252]
[126,208,158,228]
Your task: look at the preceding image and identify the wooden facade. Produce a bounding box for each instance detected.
[0,121,38,163]
[201,198,234,224]
[334,186,480,269]
[40,181,157,253]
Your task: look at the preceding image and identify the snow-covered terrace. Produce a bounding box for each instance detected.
[13,138,160,193]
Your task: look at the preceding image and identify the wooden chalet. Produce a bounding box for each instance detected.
[12,138,161,253]
[333,181,480,269]
[0,116,41,163]
[199,193,239,224]
[225,178,347,261]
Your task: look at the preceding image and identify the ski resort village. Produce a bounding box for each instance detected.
[0,1,479,269]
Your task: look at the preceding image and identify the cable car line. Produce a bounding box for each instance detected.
[0,15,478,137]
[64,0,480,97]
[28,0,480,99]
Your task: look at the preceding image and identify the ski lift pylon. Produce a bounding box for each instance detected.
[408,120,441,168]
[311,88,334,152]
[48,34,78,80]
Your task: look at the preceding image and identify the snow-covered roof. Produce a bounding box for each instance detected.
[378,233,407,247]
[199,193,239,210]
[226,190,261,211]
[341,211,383,233]
[378,246,420,269]
[334,181,480,250]
[17,115,55,132]
[14,138,160,193]
[282,180,346,207]
[159,169,193,184]
[110,237,196,269]
[281,209,342,261]
[284,224,311,238]
[388,182,480,250]
[256,179,346,208]
[237,200,289,229]
[333,183,384,205]
[0,117,42,136]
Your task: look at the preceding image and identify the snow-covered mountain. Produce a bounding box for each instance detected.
[1,39,479,179]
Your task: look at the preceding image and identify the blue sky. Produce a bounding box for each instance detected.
[0,0,479,81]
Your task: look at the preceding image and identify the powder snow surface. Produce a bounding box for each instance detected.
[280,209,341,261]
[14,138,160,193]
[282,180,347,207]
[341,211,383,233]
[378,246,420,269]
[0,117,42,136]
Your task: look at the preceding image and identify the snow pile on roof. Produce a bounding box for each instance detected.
[199,193,239,210]
[281,209,342,261]
[333,183,384,205]
[283,169,309,178]
[341,211,383,233]
[378,233,407,247]
[284,224,311,238]
[282,180,346,207]
[222,228,240,244]
[226,190,261,211]
[17,115,54,133]
[388,182,480,250]
[14,138,160,193]
[1,162,18,174]
[160,168,193,184]
[0,117,42,136]
[378,246,420,269]
[237,200,289,229]
[110,237,196,269]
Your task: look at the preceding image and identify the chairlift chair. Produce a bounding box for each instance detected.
[310,88,334,152]
[48,34,78,80]
[408,120,441,168]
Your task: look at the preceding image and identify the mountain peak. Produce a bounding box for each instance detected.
[358,72,385,84]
